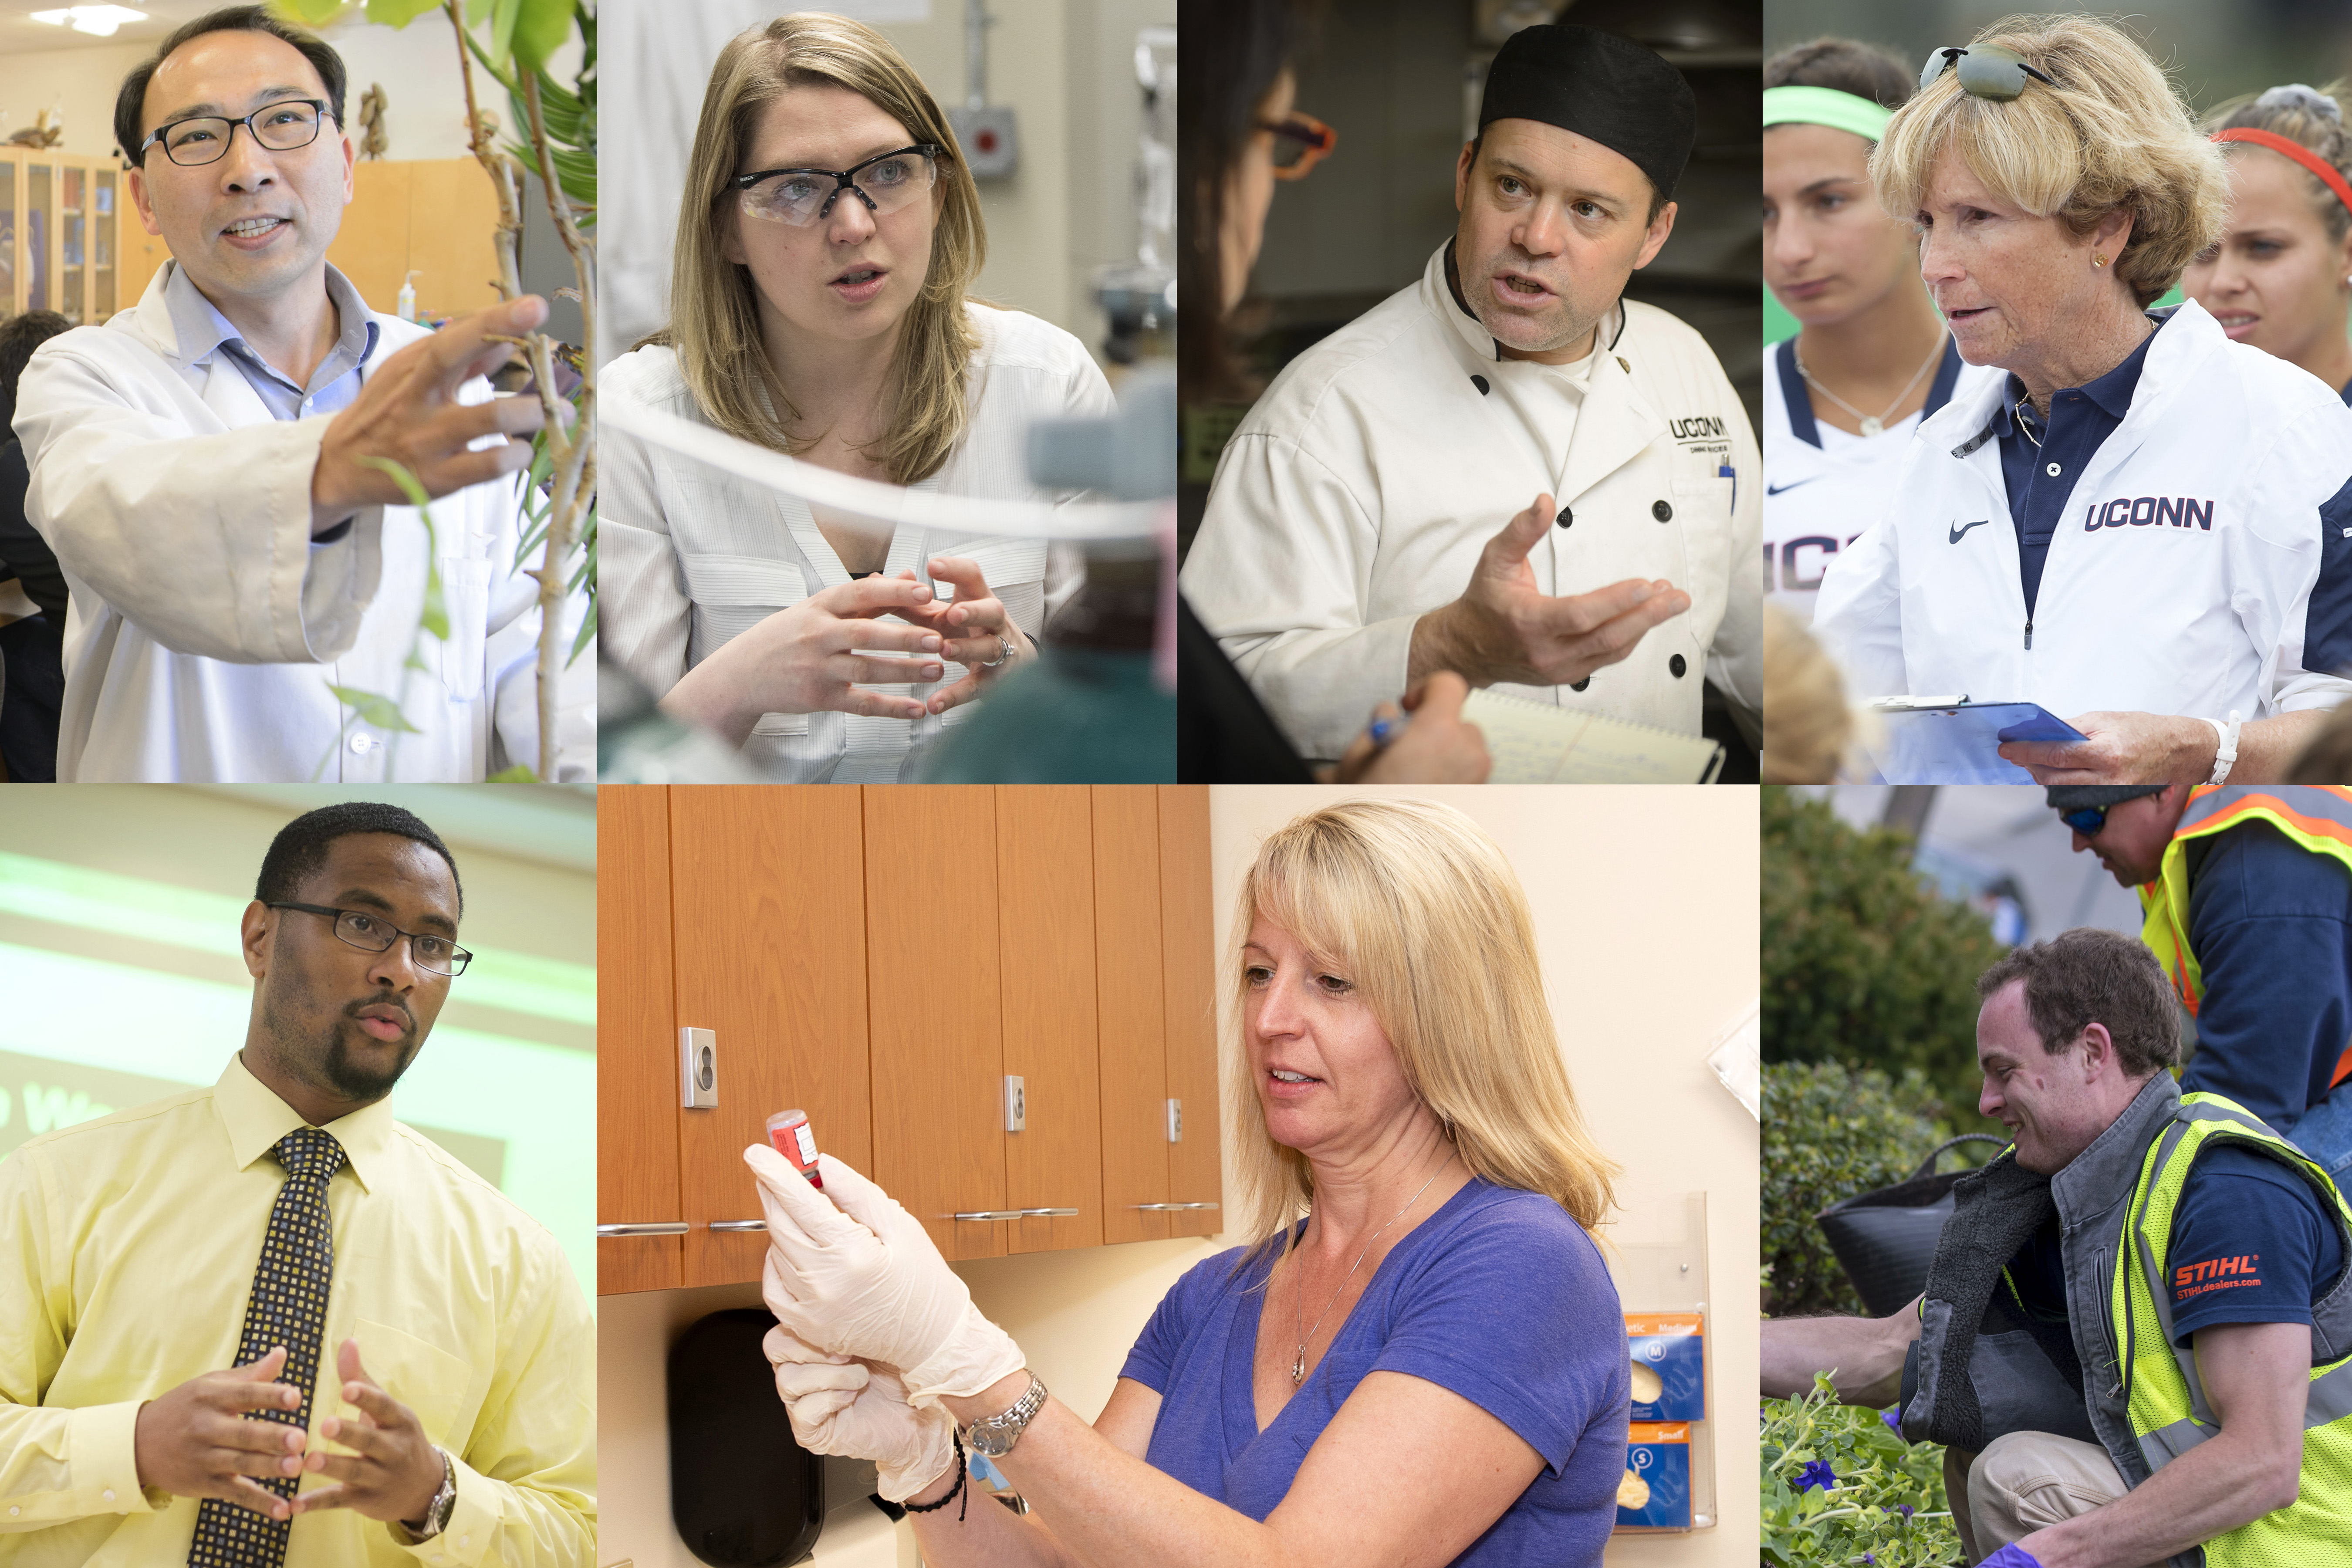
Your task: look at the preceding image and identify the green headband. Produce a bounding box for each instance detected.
[1763,85,1893,143]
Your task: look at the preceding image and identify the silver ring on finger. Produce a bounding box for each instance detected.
[980,633,1011,669]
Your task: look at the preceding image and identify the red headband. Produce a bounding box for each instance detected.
[2213,127,2352,218]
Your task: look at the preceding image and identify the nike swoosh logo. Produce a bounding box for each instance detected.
[1765,479,1819,496]
[1949,520,1990,544]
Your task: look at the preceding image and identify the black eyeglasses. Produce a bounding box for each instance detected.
[1919,45,2057,103]
[140,98,332,167]
[268,902,471,977]
[2058,805,2110,837]
[732,144,942,228]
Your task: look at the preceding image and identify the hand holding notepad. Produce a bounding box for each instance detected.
[1462,689,1725,783]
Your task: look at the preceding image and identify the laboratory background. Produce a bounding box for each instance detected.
[594,783,1761,1568]
[0,0,586,337]
[0,782,600,1304]
[1760,0,2352,343]
[597,0,1174,373]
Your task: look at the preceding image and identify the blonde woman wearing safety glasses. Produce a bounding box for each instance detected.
[600,13,1114,783]
[1811,15,2352,786]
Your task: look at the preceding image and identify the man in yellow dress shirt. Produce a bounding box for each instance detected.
[0,802,596,1565]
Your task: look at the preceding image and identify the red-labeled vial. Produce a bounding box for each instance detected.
[766,1109,823,1188]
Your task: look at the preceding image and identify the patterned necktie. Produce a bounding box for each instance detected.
[188,1127,346,1568]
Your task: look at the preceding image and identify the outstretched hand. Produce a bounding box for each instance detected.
[290,1338,444,1526]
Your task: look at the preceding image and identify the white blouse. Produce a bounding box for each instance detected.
[600,302,1116,782]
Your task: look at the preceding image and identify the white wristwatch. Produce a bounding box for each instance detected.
[2203,711,2243,785]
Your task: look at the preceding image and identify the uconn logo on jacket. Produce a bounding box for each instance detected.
[2086,495,2214,532]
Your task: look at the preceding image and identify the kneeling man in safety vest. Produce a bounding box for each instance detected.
[1762,928,2352,1568]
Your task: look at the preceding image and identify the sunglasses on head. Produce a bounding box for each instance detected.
[1258,112,1338,180]
[1919,44,2058,103]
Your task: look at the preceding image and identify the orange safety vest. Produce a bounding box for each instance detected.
[2137,785,2352,1085]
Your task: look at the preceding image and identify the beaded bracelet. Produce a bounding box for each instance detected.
[900,1427,969,1524]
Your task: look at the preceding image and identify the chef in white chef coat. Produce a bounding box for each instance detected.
[1180,23,1762,765]
[9,8,587,781]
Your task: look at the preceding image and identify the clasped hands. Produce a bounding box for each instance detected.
[743,1146,1028,1501]
[132,1337,443,1527]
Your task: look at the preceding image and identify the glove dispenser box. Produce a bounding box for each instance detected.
[670,1309,825,1565]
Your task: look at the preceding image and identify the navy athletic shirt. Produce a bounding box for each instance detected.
[2008,1144,2345,1342]
[2175,819,2352,1131]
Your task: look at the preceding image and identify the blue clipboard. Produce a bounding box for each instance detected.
[1862,699,2087,784]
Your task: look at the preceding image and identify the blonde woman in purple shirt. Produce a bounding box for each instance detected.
[745,795,1631,1567]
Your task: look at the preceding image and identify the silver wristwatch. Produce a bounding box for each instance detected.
[406,1447,457,1541]
[963,1372,1047,1459]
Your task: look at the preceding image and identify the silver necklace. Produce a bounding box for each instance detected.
[1794,329,1946,438]
[1288,1153,1455,1384]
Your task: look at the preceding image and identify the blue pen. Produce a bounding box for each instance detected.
[1368,712,1411,747]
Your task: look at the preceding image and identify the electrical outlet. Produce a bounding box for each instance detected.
[1005,1075,1026,1132]
[1167,1097,1182,1142]
[681,1027,717,1108]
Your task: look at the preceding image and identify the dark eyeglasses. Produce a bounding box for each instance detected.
[140,98,331,166]
[732,144,942,227]
[268,902,471,977]
[1919,45,2058,103]
[1258,113,1337,180]
[2058,805,2109,837]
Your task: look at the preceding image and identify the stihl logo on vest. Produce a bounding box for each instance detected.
[2174,1253,2262,1297]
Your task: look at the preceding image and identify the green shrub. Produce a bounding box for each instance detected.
[1762,788,2007,1131]
[1763,1060,1946,1318]
[1763,1375,1962,1567]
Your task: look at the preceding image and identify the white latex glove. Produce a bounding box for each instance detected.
[745,1146,1027,1407]
[763,1325,960,1503]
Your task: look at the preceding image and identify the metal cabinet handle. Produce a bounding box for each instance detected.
[596,1222,692,1237]
[1131,1202,1220,1211]
[707,1220,767,1233]
[1019,1208,1080,1217]
[949,1210,1031,1221]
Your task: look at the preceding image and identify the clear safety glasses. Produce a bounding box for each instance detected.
[140,98,330,166]
[733,145,942,227]
[1919,44,2058,103]
[1259,112,1337,180]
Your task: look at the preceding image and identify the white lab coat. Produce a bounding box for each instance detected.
[1812,300,2352,720]
[1761,337,2005,622]
[12,263,590,781]
[598,303,1114,783]
[1180,242,1763,763]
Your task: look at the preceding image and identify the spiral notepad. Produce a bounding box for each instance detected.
[1462,689,1725,784]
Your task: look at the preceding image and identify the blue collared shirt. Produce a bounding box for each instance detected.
[161,259,379,424]
[1988,308,2167,616]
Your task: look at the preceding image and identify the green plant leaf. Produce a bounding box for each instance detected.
[487,763,538,782]
[421,558,449,642]
[363,0,445,26]
[354,454,436,514]
[328,686,424,733]
[270,0,350,26]
[567,595,595,665]
[466,0,494,24]
[510,0,572,73]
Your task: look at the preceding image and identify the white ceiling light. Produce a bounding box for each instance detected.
[27,6,150,37]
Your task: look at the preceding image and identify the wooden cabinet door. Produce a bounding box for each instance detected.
[1159,786,1223,1239]
[996,787,1103,1255]
[865,787,1007,1262]
[1095,787,1170,1244]
[596,785,682,1294]
[670,787,872,1288]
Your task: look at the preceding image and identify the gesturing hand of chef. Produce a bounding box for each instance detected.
[1405,490,1690,689]
[309,294,559,536]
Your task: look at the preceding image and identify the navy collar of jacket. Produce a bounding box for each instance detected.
[1774,333,1966,449]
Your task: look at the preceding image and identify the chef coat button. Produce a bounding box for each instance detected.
[1652,500,1673,522]
[1555,507,1572,529]
[2045,462,2061,477]
[1570,677,1591,692]
[1669,654,1687,678]
[1470,374,1490,395]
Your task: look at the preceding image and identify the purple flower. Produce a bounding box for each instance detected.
[1795,1460,1837,1492]
[1864,1556,1877,1565]
[1881,1408,1903,1435]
